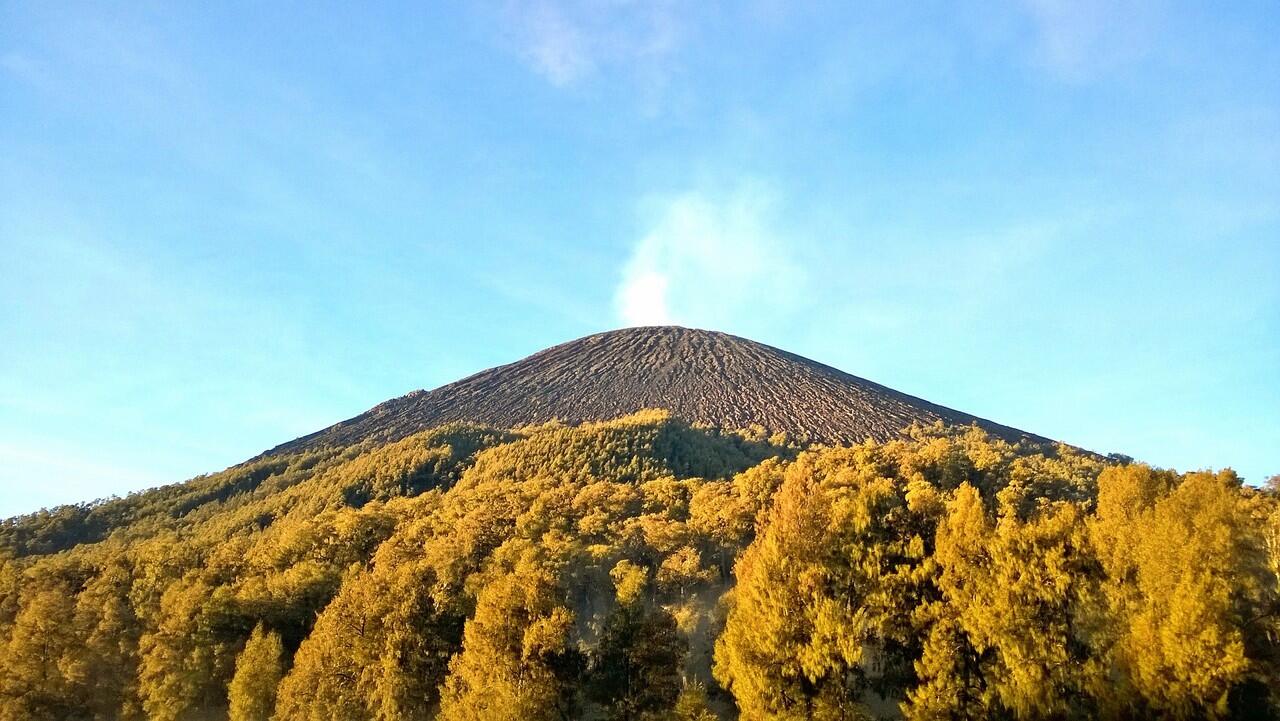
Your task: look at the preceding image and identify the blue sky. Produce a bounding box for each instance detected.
[1,1,1277,517]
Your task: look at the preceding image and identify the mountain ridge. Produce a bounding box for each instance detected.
[265,326,1050,456]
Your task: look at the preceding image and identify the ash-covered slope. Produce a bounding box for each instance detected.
[269,327,1048,455]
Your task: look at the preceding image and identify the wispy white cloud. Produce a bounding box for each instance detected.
[499,0,684,90]
[1,51,45,86]
[520,2,593,86]
[1019,0,1161,81]
[614,184,805,332]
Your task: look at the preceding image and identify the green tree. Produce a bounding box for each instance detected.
[669,682,719,721]
[588,602,687,721]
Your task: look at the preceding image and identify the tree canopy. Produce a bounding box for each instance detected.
[1,411,1276,720]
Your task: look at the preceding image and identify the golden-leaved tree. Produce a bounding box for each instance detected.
[1094,468,1271,719]
[912,484,1103,719]
[0,414,1276,720]
[437,563,582,721]
[228,623,283,721]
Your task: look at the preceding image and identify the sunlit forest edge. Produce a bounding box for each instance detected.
[2,410,1277,720]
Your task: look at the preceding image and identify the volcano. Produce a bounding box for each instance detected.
[267,326,1047,455]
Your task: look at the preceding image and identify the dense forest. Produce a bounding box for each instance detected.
[1,410,1277,720]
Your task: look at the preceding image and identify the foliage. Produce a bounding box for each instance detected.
[0,413,1276,720]
[228,624,284,721]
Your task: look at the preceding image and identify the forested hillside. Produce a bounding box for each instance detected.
[2,411,1277,720]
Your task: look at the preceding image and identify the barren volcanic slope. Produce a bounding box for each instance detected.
[269,326,1048,455]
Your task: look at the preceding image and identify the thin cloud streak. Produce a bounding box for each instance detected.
[1019,0,1161,81]
[499,0,685,90]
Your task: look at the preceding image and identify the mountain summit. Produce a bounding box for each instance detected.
[269,326,1046,455]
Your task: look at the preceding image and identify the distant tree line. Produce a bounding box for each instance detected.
[1,411,1277,720]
